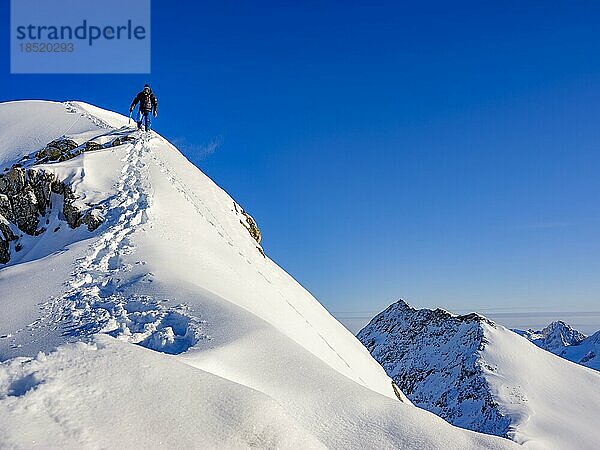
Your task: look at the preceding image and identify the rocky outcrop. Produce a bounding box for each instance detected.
[0,157,104,265]
[33,135,130,164]
[61,187,103,232]
[28,169,56,216]
[84,141,104,152]
[0,214,16,263]
[231,201,264,256]
[109,136,135,148]
[241,212,261,244]
[35,138,79,163]
[0,129,141,265]
[0,167,47,235]
[0,132,128,264]
[233,202,262,244]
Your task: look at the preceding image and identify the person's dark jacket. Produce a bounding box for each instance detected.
[130,89,158,114]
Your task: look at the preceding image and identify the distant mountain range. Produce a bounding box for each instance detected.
[357,300,600,449]
[513,321,599,371]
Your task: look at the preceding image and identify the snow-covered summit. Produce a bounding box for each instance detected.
[0,101,518,449]
[358,300,600,449]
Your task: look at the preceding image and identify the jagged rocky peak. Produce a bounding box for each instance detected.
[538,320,587,345]
[357,301,510,438]
[368,299,490,334]
[360,300,494,355]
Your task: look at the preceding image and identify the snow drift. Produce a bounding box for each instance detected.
[0,101,517,449]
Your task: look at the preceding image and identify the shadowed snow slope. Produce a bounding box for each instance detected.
[0,101,517,449]
[558,330,600,370]
[358,300,600,450]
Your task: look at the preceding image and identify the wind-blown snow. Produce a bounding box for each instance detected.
[0,336,323,449]
[0,101,517,449]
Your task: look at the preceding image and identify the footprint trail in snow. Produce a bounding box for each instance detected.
[42,131,205,355]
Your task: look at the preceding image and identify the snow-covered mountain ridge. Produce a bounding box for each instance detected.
[357,300,600,449]
[0,101,518,449]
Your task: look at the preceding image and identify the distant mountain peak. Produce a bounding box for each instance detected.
[541,320,585,337]
[516,320,586,352]
[358,301,508,437]
[515,320,599,371]
[388,298,414,312]
[382,299,490,323]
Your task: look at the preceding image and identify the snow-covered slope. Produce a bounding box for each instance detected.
[357,300,600,449]
[515,322,600,371]
[0,101,517,449]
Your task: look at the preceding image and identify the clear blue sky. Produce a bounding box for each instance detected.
[2,1,600,332]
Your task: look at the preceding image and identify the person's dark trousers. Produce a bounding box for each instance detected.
[137,110,152,131]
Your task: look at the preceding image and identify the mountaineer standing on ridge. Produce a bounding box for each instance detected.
[130,84,158,132]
